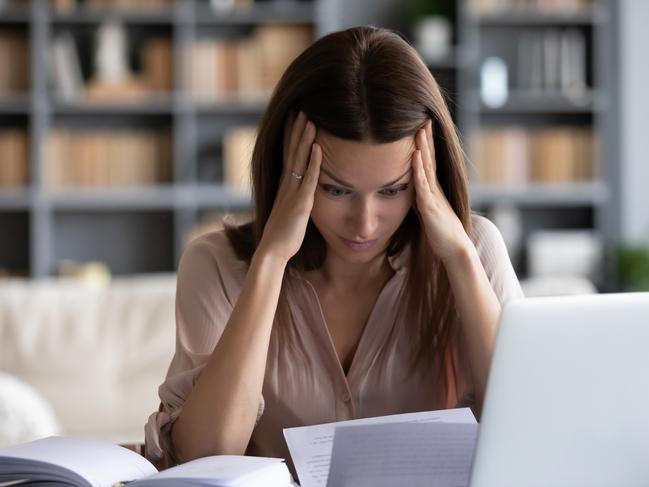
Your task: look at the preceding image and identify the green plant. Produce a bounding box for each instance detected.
[616,245,649,291]
[404,0,454,22]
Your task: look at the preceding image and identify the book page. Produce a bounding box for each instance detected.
[0,436,157,487]
[327,422,478,487]
[283,408,475,487]
[132,455,295,487]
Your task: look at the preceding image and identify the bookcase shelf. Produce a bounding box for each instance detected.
[0,0,619,283]
[193,2,315,25]
[473,6,608,26]
[466,90,606,114]
[51,11,175,25]
[0,188,31,209]
[470,181,609,207]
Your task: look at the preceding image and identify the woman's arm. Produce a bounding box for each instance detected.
[170,250,287,460]
[441,240,501,418]
[171,112,322,461]
[411,120,507,418]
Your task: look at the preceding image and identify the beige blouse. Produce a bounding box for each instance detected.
[144,214,524,471]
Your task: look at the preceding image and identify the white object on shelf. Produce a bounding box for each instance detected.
[413,16,452,63]
[480,56,508,108]
[94,19,131,85]
[528,229,603,280]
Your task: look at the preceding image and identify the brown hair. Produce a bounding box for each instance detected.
[225,25,472,385]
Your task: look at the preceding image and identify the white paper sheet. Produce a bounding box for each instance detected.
[283,408,475,487]
[326,421,478,487]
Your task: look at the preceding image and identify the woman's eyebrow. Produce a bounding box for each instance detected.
[320,167,411,189]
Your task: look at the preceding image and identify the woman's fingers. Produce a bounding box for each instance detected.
[290,120,316,183]
[425,119,437,176]
[412,150,430,203]
[283,111,307,176]
[299,143,322,198]
[416,128,436,193]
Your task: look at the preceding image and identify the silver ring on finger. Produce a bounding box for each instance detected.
[291,170,304,180]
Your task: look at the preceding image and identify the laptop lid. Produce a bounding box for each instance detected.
[470,292,649,487]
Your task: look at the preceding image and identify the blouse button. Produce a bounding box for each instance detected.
[341,392,351,403]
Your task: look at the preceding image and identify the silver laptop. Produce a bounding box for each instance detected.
[470,292,649,487]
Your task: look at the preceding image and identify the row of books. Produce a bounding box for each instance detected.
[0,129,29,188]
[51,32,172,102]
[515,28,587,99]
[0,124,256,191]
[222,125,256,193]
[0,33,29,95]
[52,0,172,12]
[470,127,596,185]
[470,0,592,15]
[187,25,313,101]
[45,129,172,188]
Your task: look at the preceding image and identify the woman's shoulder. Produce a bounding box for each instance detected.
[470,213,508,254]
[179,228,249,286]
[469,213,524,301]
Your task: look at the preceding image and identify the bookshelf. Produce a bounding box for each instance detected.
[0,0,619,285]
[0,0,316,277]
[456,0,617,285]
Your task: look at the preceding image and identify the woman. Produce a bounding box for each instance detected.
[145,26,523,471]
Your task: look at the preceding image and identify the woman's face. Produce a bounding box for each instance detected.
[311,129,416,264]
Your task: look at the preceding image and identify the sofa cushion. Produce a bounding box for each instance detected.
[0,274,176,444]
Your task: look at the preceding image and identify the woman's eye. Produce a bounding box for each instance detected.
[321,185,349,197]
[380,185,409,197]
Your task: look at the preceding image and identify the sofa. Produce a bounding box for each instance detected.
[0,273,177,447]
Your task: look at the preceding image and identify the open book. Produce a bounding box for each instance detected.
[0,437,295,487]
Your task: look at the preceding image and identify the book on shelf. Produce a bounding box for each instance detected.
[141,37,173,93]
[0,129,29,188]
[50,32,85,101]
[0,436,295,487]
[515,28,587,101]
[470,126,596,186]
[45,129,172,188]
[0,32,29,96]
[0,408,475,487]
[187,25,313,103]
[222,125,256,194]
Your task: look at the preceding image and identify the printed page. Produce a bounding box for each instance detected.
[327,421,478,487]
[0,436,157,487]
[283,408,475,487]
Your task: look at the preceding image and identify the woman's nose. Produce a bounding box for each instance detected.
[349,198,379,239]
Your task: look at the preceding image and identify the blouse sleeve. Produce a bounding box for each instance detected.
[144,232,264,469]
[452,214,525,410]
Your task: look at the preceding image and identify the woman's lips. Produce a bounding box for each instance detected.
[340,236,377,252]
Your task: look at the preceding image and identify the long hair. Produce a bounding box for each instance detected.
[225,26,472,384]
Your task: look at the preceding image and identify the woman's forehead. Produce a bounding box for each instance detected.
[315,130,415,185]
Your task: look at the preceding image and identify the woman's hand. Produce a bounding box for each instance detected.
[411,119,472,264]
[257,111,322,264]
